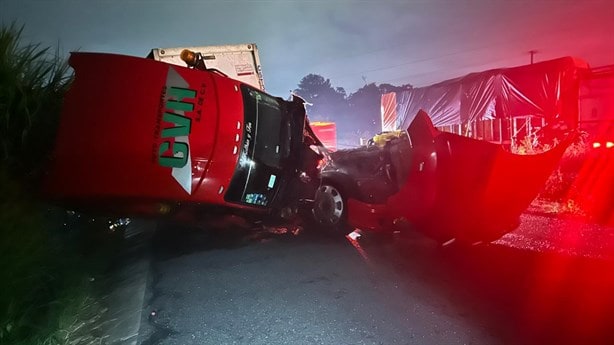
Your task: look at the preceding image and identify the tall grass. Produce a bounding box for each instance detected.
[0,22,72,186]
[0,177,120,344]
[0,23,119,344]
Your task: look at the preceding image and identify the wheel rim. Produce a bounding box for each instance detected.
[313,184,344,226]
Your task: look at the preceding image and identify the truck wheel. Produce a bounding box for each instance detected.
[312,183,349,234]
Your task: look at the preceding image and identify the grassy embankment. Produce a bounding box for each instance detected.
[1,23,121,345]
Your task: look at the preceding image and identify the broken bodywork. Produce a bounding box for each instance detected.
[314,110,575,243]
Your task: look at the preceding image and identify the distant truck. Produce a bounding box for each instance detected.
[148,43,265,91]
[310,122,337,151]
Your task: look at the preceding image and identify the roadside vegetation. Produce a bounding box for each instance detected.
[520,134,592,217]
[0,23,120,345]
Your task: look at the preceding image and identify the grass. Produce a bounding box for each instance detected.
[0,22,72,187]
[520,132,598,219]
[0,23,123,344]
[0,171,123,345]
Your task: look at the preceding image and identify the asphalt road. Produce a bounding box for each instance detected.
[136,214,614,345]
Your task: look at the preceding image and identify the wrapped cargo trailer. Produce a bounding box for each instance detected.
[381,56,589,147]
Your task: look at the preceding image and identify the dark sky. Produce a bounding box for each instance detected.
[2,0,613,96]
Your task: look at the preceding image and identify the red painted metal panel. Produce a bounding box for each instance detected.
[310,122,337,151]
[43,53,242,208]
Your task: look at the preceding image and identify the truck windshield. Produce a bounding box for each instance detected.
[224,85,289,207]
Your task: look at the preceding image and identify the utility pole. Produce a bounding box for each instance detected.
[529,50,538,64]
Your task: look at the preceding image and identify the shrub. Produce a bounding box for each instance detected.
[0,171,51,343]
[538,134,589,201]
[0,169,122,344]
[0,23,118,345]
[0,22,73,187]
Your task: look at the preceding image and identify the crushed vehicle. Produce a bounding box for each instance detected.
[43,51,322,225]
[312,110,576,244]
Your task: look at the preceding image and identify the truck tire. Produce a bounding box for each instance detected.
[311,182,351,235]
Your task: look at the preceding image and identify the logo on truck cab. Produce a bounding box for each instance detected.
[157,67,196,194]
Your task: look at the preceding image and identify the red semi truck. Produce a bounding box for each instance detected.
[43,51,322,223]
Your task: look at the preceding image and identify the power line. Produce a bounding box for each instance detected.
[375,55,516,86]
[321,24,591,83]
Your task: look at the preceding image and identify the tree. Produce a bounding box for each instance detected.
[293,73,414,147]
[344,83,380,138]
[379,82,413,94]
[293,74,347,122]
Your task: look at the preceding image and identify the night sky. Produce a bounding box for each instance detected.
[2,0,613,96]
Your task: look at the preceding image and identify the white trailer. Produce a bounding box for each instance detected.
[148,43,265,91]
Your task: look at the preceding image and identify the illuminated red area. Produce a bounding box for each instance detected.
[517,251,614,343]
[575,66,614,225]
[310,121,337,151]
[509,139,614,343]
[572,148,614,226]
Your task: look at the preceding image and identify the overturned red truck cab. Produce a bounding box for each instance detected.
[43,52,320,222]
